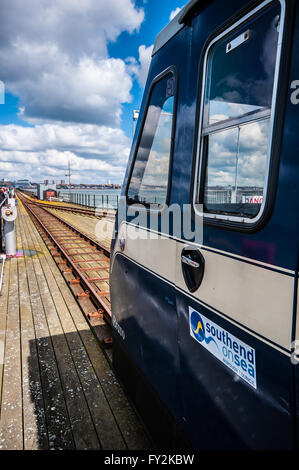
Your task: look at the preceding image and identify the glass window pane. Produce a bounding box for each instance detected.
[204,119,270,217]
[127,74,175,206]
[205,1,281,126]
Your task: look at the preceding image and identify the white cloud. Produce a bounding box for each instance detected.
[207,120,270,188]
[134,44,153,89]
[125,43,153,89]
[1,0,144,59]
[0,123,130,183]
[0,1,158,184]
[13,56,133,126]
[0,0,148,184]
[169,7,182,21]
[0,0,144,125]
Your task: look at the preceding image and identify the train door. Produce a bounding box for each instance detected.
[110,68,183,445]
[175,0,297,449]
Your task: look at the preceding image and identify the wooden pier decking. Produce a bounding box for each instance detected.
[0,202,151,450]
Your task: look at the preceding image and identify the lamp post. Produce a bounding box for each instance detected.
[133,110,139,137]
[65,160,71,203]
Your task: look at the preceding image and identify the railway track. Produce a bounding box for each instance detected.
[42,202,115,220]
[19,192,113,335]
[19,190,116,220]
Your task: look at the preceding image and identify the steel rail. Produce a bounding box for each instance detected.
[41,204,111,257]
[17,190,115,220]
[41,203,115,220]
[20,193,112,324]
[20,194,111,257]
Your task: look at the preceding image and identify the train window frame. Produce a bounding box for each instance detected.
[125,66,178,213]
[193,0,286,226]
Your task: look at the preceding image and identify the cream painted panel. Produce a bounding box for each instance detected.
[175,243,294,350]
[112,222,177,283]
[112,223,294,350]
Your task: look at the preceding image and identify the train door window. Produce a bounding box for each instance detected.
[127,72,176,207]
[196,0,284,221]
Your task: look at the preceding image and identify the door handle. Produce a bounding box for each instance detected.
[181,247,205,293]
[181,255,200,269]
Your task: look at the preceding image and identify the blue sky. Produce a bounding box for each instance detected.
[0,0,186,184]
[108,0,186,137]
[0,93,31,126]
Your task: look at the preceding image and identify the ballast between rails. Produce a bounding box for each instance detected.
[19,192,112,325]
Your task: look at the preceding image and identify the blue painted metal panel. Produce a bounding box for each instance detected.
[110,254,181,422]
[176,293,294,449]
[111,0,299,449]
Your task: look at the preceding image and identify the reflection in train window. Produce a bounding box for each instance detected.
[201,0,282,219]
[127,73,175,207]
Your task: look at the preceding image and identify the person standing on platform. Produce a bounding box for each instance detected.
[0,187,6,204]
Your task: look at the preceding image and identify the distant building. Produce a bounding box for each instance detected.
[44,179,49,185]
[60,179,65,185]
[37,182,57,200]
[0,179,13,187]
[15,179,31,189]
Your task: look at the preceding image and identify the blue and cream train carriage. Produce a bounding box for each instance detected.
[110,0,299,449]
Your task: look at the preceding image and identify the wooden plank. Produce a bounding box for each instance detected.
[0,258,23,450]
[24,201,152,450]
[18,208,75,450]
[11,201,48,450]
[23,205,127,449]
[33,277,101,450]
[0,261,10,412]
[20,206,102,450]
[78,329,153,450]
[18,250,48,450]
[25,211,152,450]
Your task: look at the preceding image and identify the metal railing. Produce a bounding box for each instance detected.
[60,192,120,210]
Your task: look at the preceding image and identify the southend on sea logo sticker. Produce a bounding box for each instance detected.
[189,307,257,389]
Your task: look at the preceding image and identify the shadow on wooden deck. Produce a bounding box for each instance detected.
[25,330,153,450]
